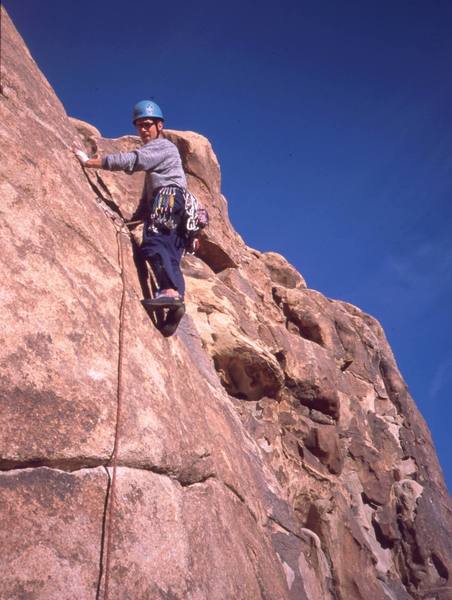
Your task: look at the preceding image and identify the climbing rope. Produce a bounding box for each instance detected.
[102,224,127,600]
[84,174,198,597]
[86,181,129,600]
[183,189,198,232]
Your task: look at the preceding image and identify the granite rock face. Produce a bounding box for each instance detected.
[1,7,451,600]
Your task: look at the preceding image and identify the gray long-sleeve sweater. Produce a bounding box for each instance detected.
[102,138,187,201]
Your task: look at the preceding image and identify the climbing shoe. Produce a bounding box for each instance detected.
[142,294,184,308]
[161,304,185,337]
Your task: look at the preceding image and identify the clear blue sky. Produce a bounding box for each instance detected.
[4,0,451,491]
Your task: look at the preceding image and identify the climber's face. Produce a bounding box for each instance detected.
[135,118,163,143]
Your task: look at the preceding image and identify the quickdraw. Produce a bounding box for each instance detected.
[148,187,178,233]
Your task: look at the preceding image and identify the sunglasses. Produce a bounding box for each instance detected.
[135,121,156,130]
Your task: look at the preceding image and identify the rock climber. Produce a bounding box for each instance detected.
[73,100,188,327]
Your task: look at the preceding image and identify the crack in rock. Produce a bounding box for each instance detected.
[0,460,215,486]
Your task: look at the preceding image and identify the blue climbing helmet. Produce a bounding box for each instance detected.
[132,100,164,123]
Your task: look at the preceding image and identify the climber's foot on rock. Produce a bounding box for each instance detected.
[161,304,185,337]
[142,289,184,308]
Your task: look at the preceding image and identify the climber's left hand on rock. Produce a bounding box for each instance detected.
[73,148,89,165]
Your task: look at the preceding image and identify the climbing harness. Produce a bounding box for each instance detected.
[147,186,209,254]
